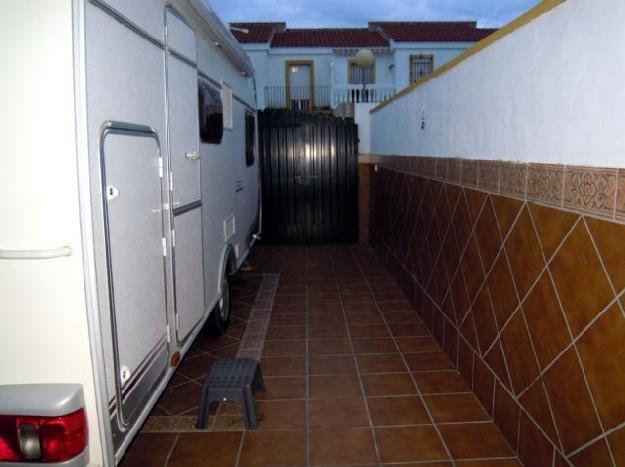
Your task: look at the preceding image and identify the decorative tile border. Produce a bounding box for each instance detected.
[236,273,280,360]
[359,155,625,221]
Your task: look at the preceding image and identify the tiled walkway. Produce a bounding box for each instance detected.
[121,246,522,467]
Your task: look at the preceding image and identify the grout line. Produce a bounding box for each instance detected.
[162,433,180,467]
[234,431,245,467]
[333,253,383,466]
[305,256,311,467]
[352,248,457,467]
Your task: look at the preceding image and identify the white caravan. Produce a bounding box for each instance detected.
[0,1,260,465]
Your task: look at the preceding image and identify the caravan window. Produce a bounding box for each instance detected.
[245,111,255,166]
[198,79,223,144]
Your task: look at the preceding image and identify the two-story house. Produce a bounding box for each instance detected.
[230,21,496,112]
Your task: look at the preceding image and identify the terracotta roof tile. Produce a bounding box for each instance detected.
[229,22,496,47]
[271,29,389,48]
[230,22,284,43]
[374,21,496,42]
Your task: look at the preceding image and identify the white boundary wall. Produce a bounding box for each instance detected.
[370,0,625,168]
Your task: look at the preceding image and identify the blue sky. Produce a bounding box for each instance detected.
[208,0,542,28]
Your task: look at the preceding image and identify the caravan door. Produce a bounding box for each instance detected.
[101,125,169,427]
[166,9,206,342]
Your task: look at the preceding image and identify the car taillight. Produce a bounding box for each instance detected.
[0,409,87,462]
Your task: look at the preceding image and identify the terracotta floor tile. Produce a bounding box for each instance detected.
[346,312,385,326]
[308,338,352,355]
[352,338,398,354]
[439,422,513,459]
[256,400,306,429]
[176,353,216,379]
[456,460,522,466]
[376,426,449,463]
[167,432,242,467]
[309,398,369,428]
[405,352,456,371]
[397,336,441,353]
[239,430,306,467]
[309,355,356,375]
[349,324,391,338]
[378,301,415,311]
[356,353,407,373]
[310,374,362,398]
[389,322,429,337]
[309,428,377,465]
[157,380,201,415]
[260,356,306,376]
[262,339,306,356]
[413,371,471,394]
[269,313,306,326]
[256,376,306,400]
[309,325,349,339]
[343,302,379,312]
[308,312,345,326]
[265,325,306,340]
[368,396,430,426]
[424,393,490,423]
[308,303,341,313]
[383,311,422,324]
[361,373,417,396]
[119,433,176,467]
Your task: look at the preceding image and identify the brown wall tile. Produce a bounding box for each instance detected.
[577,303,625,431]
[549,221,614,336]
[370,157,625,466]
[522,273,572,370]
[569,437,613,467]
[543,348,602,453]
[518,413,554,467]
[493,382,520,451]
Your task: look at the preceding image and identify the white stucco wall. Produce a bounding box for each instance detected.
[355,103,377,154]
[370,0,625,168]
[392,42,474,90]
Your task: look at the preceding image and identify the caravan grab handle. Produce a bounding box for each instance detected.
[0,246,73,260]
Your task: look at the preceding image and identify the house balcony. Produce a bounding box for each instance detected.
[263,84,396,110]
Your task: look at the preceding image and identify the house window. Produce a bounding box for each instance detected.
[198,79,223,144]
[245,110,255,167]
[409,55,434,83]
[349,62,375,85]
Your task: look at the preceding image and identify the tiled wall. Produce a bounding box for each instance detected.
[366,156,625,466]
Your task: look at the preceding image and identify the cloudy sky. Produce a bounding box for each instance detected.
[208,0,542,28]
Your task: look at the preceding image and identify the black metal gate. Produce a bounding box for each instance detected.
[259,110,358,244]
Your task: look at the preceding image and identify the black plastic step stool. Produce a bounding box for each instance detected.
[196,358,265,429]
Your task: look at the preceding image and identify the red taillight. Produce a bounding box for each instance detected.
[0,409,87,462]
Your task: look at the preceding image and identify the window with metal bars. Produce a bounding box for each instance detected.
[409,55,434,83]
[349,62,375,85]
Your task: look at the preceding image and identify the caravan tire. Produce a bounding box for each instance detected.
[206,273,231,336]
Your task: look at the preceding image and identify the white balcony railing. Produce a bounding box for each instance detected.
[332,84,396,107]
[263,84,396,110]
[265,85,331,110]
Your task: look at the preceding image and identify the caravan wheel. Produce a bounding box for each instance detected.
[206,273,231,336]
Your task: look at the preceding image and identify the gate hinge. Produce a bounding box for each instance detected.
[169,172,173,192]
[166,324,171,344]
[172,229,176,248]
[158,158,164,178]
[161,237,167,257]
[175,313,180,333]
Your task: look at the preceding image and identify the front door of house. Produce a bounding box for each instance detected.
[287,62,313,111]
